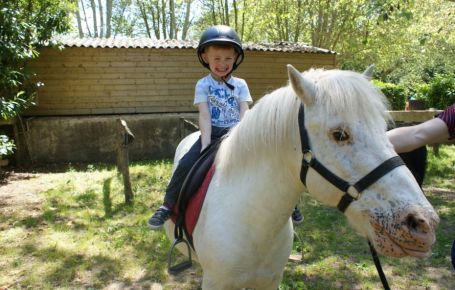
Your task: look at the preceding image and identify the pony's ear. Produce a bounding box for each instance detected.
[363,64,375,80]
[287,64,316,105]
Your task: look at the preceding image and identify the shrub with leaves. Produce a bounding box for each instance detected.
[0,135,15,158]
[373,80,407,110]
[427,74,455,109]
[0,0,73,156]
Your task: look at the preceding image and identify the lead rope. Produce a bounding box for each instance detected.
[369,241,391,290]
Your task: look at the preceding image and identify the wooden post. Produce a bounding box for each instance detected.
[116,119,135,205]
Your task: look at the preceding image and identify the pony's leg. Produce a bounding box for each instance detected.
[201,274,281,290]
[201,274,229,290]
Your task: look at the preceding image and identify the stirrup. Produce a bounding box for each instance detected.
[168,238,192,275]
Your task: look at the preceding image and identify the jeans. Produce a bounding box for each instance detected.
[163,126,230,208]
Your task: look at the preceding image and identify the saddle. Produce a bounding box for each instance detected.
[168,138,221,274]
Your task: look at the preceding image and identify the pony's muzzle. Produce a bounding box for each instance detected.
[370,206,439,257]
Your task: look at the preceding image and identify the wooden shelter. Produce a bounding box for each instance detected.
[26,38,336,116]
[15,38,336,164]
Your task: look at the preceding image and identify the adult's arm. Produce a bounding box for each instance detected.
[387,118,450,153]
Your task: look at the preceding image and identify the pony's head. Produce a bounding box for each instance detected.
[287,65,439,258]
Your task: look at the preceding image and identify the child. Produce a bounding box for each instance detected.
[148,25,252,229]
[148,25,304,229]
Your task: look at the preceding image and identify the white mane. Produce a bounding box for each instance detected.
[216,68,392,174]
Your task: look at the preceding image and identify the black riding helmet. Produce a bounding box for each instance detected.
[197,25,244,72]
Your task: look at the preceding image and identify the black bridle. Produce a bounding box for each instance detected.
[298,104,404,290]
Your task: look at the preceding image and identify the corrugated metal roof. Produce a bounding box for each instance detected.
[55,37,336,54]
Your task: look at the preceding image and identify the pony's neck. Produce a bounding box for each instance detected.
[217,86,301,175]
[215,87,304,216]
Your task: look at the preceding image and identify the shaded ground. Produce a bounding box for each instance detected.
[1,168,453,289]
[0,168,202,290]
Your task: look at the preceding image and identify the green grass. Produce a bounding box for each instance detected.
[0,147,454,289]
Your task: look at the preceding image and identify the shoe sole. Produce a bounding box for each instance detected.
[148,222,164,230]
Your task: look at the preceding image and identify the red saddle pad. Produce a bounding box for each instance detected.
[171,165,216,236]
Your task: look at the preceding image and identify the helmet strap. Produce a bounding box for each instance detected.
[222,76,235,90]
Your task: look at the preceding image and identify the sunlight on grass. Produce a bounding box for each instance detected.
[425,145,455,190]
[0,146,454,289]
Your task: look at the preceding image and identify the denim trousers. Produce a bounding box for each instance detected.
[163,126,230,208]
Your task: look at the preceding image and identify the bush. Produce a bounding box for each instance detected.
[427,74,455,109]
[0,135,15,158]
[411,83,430,101]
[373,80,407,110]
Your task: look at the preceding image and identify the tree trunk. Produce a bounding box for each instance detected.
[138,1,152,38]
[97,0,104,37]
[210,0,217,24]
[224,0,229,26]
[80,0,92,37]
[181,0,192,40]
[169,0,176,39]
[161,0,167,39]
[233,0,238,31]
[150,2,161,39]
[89,0,98,37]
[294,0,302,42]
[75,2,84,37]
[106,0,112,37]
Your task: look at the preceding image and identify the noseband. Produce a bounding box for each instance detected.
[298,104,404,212]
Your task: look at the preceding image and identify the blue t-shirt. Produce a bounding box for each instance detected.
[194,74,252,128]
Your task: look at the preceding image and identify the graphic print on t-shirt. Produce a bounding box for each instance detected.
[208,85,239,127]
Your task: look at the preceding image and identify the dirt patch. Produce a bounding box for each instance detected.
[0,171,67,221]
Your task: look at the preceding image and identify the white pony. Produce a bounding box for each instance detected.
[165,65,439,289]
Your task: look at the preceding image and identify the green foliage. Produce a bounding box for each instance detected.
[0,0,73,121]
[412,83,430,101]
[0,135,15,157]
[426,74,455,109]
[425,145,455,190]
[373,80,407,110]
[0,0,73,157]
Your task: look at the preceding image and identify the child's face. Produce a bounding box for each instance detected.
[202,46,237,79]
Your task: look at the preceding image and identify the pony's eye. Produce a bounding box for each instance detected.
[332,129,350,142]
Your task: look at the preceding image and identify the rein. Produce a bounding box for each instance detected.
[298,104,401,290]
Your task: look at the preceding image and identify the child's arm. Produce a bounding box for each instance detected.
[239,101,249,120]
[198,102,212,151]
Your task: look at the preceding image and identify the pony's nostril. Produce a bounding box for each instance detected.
[405,214,428,233]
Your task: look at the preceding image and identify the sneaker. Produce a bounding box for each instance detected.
[148,207,172,230]
[292,207,304,225]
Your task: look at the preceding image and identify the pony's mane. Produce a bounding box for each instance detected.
[304,69,391,126]
[217,68,392,174]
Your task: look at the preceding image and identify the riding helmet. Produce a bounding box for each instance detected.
[197,25,244,71]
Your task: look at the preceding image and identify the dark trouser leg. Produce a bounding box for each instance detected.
[163,138,202,208]
[162,126,230,209]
